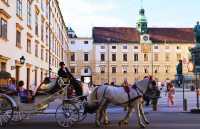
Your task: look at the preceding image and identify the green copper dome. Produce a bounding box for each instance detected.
[136,8,148,34]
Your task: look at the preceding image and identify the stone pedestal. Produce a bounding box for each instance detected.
[190,43,200,113]
[190,44,200,73]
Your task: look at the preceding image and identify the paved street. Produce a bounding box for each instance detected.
[6,112,200,129]
[4,89,200,129]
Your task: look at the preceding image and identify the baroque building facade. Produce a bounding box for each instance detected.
[0,0,68,89]
[92,8,195,85]
[67,28,94,84]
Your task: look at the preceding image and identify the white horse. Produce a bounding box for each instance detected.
[85,78,157,128]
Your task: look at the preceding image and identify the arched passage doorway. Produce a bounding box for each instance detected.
[81,67,92,84]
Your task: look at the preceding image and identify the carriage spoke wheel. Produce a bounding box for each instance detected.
[11,111,27,123]
[0,96,13,127]
[55,102,79,128]
[77,100,87,122]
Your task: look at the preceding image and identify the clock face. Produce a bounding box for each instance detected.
[143,35,148,41]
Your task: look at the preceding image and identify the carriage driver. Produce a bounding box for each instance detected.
[58,62,75,83]
[58,62,83,96]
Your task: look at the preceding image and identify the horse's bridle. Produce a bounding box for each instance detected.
[132,79,152,95]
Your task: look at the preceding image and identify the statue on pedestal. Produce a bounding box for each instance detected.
[194,21,200,43]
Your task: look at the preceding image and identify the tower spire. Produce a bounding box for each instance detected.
[136,0,148,34]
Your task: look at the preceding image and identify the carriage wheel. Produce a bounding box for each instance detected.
[11,111,26,123]
[55,102,79,128]
[76,100,87,122]
[0,96,13,127]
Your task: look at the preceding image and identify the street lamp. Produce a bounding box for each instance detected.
[20,56,25,65]
[48,0,52,78]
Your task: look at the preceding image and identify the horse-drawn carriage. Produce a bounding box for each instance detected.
[0,71,89,128]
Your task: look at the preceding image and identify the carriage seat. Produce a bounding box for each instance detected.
[0,87,17,96]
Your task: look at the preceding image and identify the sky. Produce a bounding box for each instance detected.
[59,0,200,37]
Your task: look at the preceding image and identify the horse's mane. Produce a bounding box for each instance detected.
[136,79,149,87]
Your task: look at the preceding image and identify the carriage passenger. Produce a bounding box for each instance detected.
[8,78,17,92]
[17,81,34,103]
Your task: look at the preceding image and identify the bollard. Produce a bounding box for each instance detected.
[183,98,188,111]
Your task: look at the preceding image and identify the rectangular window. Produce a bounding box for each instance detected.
[41,22,44,41]
[100,46,105,49]
[45,50,48,62]
[123,66,128,74]
[35,13,38,36]
[134,68,138,74]
[0,18,7,39]
[100,66,105,74]
[84,41,88,44]
[0,62,6,72]
[134,53,138,62]
[112,67,116,73]
[177,53,181,61]
[123,54,127,62]
[27,1,32,26]
[165,53,170,62]
[112,54,116,62]
[71,41,75,44]
[35,43,38,57]
[177,46,181,50]
[27,39,31,53]
[46,1,49,18]
[70,53,75,61]
[70,67,75,73]
[123,45,127,49]
[144,54,148,62]
[84,53,89,62]
[144,68,148,73]
[100,53,105,62]
[154,53,159,62]
[45,25,48,45]
[154,46,159,49]
[41,47,44,60]
[16,30,21,48]
[165,66,170,73]
[16,0,22,17]
[112,46,116,49]
[134,46,138,49]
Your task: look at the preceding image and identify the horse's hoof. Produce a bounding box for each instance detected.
[118,121,123,126]
[118,120,128,126]
[123,121,128,125]
[103,121,110,125]
[145,121,150,125]
[95,121,101,128]
[139,124,146,128]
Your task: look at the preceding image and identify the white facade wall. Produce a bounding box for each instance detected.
[0,0,68,89]
[68,37,93,80]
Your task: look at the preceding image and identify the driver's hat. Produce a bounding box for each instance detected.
[59,62,65,66]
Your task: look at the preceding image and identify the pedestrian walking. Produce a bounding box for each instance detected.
[167,82,175,106]
[151,82,160,111]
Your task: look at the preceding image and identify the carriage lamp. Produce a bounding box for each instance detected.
[20,56,25,65]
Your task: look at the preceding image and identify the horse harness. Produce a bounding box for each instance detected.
[124,80,151,106]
